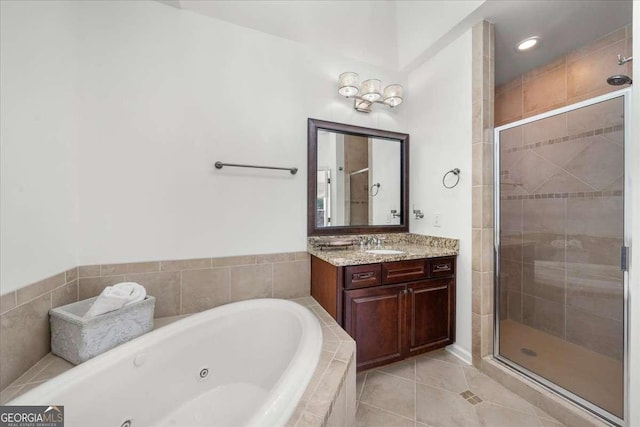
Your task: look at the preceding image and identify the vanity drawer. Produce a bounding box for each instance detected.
[345,264,382,289]
[428,257,456,277]
[381,259,428,284]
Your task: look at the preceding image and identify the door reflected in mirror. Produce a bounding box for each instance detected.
[316,132,400,227]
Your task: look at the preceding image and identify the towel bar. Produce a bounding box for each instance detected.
[215,161,298,175]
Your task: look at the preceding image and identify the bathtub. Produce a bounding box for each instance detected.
[9,298,322,427]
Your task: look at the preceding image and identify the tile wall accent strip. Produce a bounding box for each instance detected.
[502,191,623,200]
[501,124,624,154]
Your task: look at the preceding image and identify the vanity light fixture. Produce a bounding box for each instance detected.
[338,72,403,113]
[516,36,540,51]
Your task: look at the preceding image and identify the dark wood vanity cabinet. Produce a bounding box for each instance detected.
[405,278,455,357]
[344,284,406,369]
[311,255,456,371]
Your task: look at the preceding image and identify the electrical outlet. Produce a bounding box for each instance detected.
[433,213,442,227]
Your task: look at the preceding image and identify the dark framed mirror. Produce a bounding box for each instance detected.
[307,118,409,236]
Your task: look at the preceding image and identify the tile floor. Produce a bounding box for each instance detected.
[355,349,566,427]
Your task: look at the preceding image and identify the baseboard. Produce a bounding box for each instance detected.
[446,343,472,365]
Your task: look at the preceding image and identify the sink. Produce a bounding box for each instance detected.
[366,249,405,255]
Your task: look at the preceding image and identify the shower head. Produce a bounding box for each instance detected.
[607,75,632,86]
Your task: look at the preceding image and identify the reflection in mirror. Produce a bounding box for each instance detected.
[316,131,400,227]
[307,118,409,236]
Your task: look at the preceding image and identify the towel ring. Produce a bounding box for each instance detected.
[370,183,381,196]
[442,168,461,189]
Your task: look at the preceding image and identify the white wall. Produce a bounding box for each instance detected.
[395,1,483,70]
[0,0,407,288]
[0,1,79,293]
[71,1,406,265]
[179,0,399,70]
[407,30,473,359]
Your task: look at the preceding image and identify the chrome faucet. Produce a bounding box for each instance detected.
[359,236,382,248]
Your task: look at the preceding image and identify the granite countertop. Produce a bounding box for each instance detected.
[307,233,459,267]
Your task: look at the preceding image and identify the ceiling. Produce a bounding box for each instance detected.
[157,0,633,84]
[178,1,399,69]
[166,1,486,71]
[485,0,633,85]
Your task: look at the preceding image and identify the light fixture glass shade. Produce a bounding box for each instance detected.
[338,72,359,97]
[361,79,382,102]
[383,84,403,107]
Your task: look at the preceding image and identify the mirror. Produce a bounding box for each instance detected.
[307,119,409,236]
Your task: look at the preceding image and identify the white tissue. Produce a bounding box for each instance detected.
[84,282,147,318]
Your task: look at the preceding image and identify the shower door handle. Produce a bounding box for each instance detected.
[621,246,629,272]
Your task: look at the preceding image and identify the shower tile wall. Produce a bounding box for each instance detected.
[495,25,633,127]
[344,135,369,225]
[499,97,624,361]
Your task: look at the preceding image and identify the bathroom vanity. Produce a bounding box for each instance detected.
[308,235,458,371]
[306,119,458,371]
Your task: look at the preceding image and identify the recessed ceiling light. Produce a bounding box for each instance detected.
[516,36,540,51]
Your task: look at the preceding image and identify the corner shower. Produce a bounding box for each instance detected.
[494,89,630,425]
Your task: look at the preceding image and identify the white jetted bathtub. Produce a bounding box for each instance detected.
[10,298,322,427]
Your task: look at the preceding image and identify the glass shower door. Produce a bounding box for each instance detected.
[495,92,627,424]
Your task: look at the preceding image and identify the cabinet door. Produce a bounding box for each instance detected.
[344,284,406,370]
[406,278,455,356]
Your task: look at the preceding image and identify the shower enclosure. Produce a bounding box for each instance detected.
[494,89,630,425]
